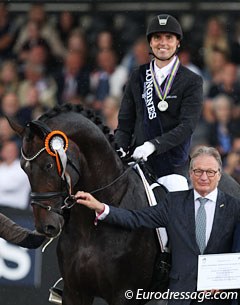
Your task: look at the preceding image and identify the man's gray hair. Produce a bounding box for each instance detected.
[190,146,222,173]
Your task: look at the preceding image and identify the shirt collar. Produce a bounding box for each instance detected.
[194,188,218,203]
[154,55,177,78]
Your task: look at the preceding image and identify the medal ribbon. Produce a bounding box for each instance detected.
[150,57,180,102]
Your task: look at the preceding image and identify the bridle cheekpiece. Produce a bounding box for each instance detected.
[21,121,77,215]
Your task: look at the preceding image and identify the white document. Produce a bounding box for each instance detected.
[197,253,240,291]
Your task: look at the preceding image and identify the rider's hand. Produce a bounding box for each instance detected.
[132,142,156,161]
[75,192,105,214]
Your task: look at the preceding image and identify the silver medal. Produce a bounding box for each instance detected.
[158,100,168,112]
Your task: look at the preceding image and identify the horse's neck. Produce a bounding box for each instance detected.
[69,127,127,202]
[78,147,126,202]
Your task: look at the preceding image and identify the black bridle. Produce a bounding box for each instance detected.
[23,120,137,216]
[22,120,79,215]
[30,192,75,216]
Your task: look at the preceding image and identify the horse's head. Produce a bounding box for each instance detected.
[7,104,126,238]
[7,116,81,238]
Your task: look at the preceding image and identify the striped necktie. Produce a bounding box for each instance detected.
[196,197,208,254]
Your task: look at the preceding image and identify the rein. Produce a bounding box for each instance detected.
[90,162,138,195]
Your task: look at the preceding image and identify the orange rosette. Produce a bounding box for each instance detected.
[45,130,69,157]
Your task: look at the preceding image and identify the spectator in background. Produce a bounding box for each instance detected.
[20,85,48,121]
[0,91,38,126]
[204,62,240,122]
[0,117,20,148]
[64,28,90,81]
[15,20,49,63]
[178,46,203,77]
[13,3,66,60]
[230,20,240,65]
[0,140,31,210]
[0,91,21,120]
[90,48,128,111]
[27,41,55,75]
[0,3,17,62]
[90,29,119,70]
[202,17,230,76]
[96,30,116,50]
[97,30,118,51]
[121,36,150,74]
[15,20,57,76]
[18,60,57,108]
[56,11,78,48]
[224,137,240,184]
[208,62,240,106]
[1,87,47,125]
[207,94,240,163]
[54,50,90,105]
[15,22,54,76]
[0,60,19,93]
[67,28,88,55]
[202,47,228,88]
[102,95,120,134]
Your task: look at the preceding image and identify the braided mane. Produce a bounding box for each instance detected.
[38,103,116,147]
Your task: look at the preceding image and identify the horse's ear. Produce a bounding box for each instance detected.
[5,116,25,137]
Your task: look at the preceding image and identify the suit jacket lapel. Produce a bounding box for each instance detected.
[205,190,226,252]
[186,189,200,253]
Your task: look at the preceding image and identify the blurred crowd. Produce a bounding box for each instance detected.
[1,3,240,209]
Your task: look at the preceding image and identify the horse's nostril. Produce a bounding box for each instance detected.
[44,225,58,236]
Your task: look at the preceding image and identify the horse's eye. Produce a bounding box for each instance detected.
[46,163,53,170]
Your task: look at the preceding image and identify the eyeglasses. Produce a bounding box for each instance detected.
[192,169,219,177]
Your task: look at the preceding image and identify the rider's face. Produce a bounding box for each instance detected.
[150,32,179,61]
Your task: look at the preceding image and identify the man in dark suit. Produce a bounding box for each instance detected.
[54,50,90,105]
[115,14,203,192]
[75,146,240,305]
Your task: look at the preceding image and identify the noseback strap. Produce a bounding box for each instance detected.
[31,201,64,215]
[31,191,68,201]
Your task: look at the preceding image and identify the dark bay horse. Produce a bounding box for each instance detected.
[7,104,166,305]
